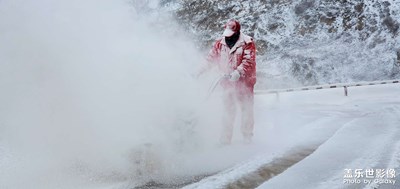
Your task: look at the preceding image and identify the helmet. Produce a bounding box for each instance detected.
[223,19,241,37]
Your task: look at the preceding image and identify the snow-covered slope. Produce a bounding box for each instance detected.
[147,0,400,87]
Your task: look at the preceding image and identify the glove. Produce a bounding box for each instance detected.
[229,70,240,81]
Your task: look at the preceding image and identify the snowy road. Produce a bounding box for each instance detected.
[1,83,399,189]
[186,83,400,189]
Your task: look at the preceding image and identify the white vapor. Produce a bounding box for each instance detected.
[0,0,224,188]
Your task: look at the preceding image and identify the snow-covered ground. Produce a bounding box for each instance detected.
[186,83,400,189]
[1,79,399,189]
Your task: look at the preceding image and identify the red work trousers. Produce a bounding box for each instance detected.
[220,81,254,144]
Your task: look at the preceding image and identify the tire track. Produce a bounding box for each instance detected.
[183,116,356,189]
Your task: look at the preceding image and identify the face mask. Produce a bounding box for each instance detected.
[225,32,240,49]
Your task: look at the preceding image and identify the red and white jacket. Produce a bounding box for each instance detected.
[207,33,256,88]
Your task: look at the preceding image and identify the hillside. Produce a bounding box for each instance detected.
[139,0,400,88]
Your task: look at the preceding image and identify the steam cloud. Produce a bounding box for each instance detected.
[0,0,224,188]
